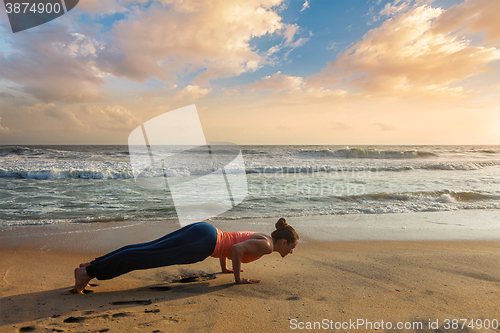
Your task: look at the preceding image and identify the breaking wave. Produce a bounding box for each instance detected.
[294,147,438,159]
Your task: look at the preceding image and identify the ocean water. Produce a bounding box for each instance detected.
[0,145,499,226]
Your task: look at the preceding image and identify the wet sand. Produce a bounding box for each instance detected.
[2,213,500,332]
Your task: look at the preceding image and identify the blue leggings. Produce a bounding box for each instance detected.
[86,222,218,280]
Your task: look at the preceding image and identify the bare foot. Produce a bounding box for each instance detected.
[74,267,92,294]
[79,262,91,268]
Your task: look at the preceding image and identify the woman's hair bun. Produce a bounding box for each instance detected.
[275,217,288,230]
[271,217,299,243]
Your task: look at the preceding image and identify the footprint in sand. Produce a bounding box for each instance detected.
[134,317,180,329]
[175,273,216,283]
[111,300,152,306]
[63,316,86,323]
[111,312,131,318]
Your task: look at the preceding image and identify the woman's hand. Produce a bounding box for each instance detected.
[236,277,261,284]
[231,238,271,284]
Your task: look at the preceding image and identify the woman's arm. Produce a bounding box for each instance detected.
[219,257,230,272]
[231,238,272,284]
[219,257,244,273]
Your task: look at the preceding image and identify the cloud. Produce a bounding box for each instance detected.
[369,0,435,23]
[245,71,349,104]
[54,33,103,58]
[301,87,348,100]
[0,29,106,103]
[21,102,140,132]
[0,92,14,99]
[379,0,411,17]
[373,123,396,131]
[282,24,309,54]
[0,102,89,136]
[26,103,58,113]
[266,45,282,56]
[27,103,86,129]
[96,0,296,86]
[326,42,337,51]
[82,104,141,130]
[247,71,304,92]
[0,116,10,133]
[300,1,310,12]
[75,0,126,16]
[307,4,500,99]
[432,0,500,43]
[332,122,352,131]
[169,85,212,100]
[137,84,210,102]
[1,0,307,103]
[0,100,142,143]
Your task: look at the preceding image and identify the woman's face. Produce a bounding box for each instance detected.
[278,240,298,257]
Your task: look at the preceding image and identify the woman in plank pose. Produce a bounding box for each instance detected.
[74,218,299,293]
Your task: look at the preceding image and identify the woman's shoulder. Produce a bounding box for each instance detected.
[249,233,274,251]
[234,234,273,257]
[249,232,271,240]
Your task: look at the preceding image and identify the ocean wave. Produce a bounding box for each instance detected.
[247,160,500,174]
[72,216,128,223]
[0,145,82,157]
[0,146,45,156]
[336,190,498,203]
[4,161,499,179]
[219,201,500,218]
[0,164,246,180]
[1,216,131,226]
[322,203,500,215]
[294,147,438,159]
[0,167,134,180]
[0,145,130,159]
[422,161,500,170]
[247,165,418,174]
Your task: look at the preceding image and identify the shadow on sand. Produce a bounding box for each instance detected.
[1,272,233,327]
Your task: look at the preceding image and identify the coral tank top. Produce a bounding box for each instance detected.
[210,229,263,263]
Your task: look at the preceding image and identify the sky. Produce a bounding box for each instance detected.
[0,0,499,145]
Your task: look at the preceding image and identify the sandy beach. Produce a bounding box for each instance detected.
[1,0,500,329]
[2,213,500,332]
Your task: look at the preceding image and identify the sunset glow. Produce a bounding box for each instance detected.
[0,0,499,145]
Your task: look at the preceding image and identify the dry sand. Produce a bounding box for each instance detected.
[1,215,500,332]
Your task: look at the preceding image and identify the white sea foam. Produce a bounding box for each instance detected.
[295,147,438,159]
[1,145,499,225]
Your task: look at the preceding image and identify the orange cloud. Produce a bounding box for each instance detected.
[23,103,86,130]
[169,85,212,100]
[373,122,397,131]
[75,0,125,16]
[0,0,304,104]
[247,71,304,92]
[307,4,500,99]
[84,105,142,131]
[245,71,349,104]
[0,116,10,133]
[97,0,301,85]
[0,32,106,103]
[432,0,500,43]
